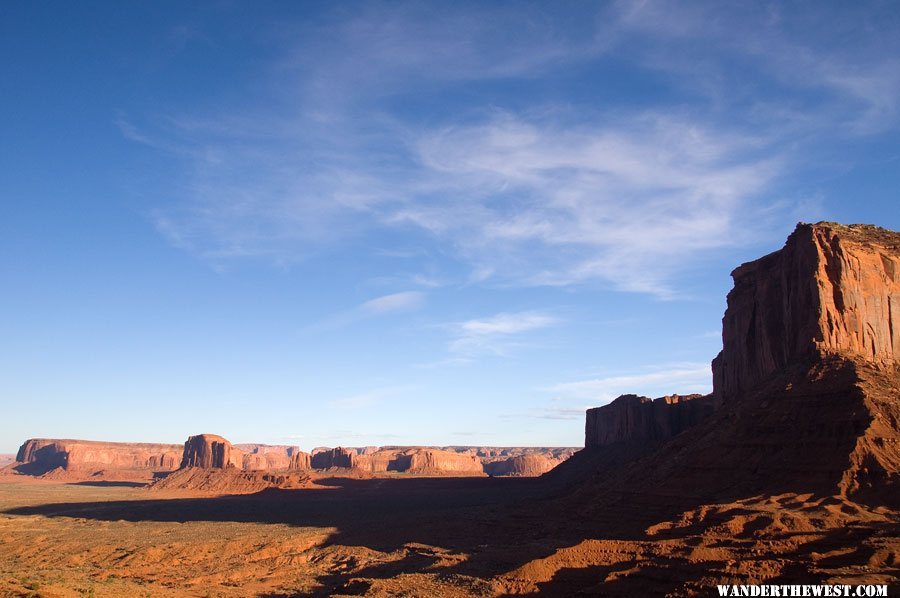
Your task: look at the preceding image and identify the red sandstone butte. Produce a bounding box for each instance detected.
[180,434,234,469]
[712,222,900,402]
[309,447,355,469]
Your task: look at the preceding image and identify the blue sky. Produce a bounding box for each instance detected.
[2,1,898,452]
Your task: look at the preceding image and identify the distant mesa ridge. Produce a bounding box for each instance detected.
[13,438,182,476]
[9,433,577,481]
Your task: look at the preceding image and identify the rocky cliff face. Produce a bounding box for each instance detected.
[14,439,182,474]
[713,222,900,402]
[180,434,234,469]
[584,394,715,448]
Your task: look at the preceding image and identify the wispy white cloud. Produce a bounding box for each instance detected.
[397,113,781,295]
[449,311,559,356]
[126,2,900,295]
[303,291,425,332]
[612,0,900,133]
[359,291,424,314]
[546,363,712,405]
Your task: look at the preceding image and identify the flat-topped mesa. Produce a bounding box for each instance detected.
[712,222,900,402]
[484,454,557,477]
[407,450,484,475]
[14,438,182,474]
[180,434,234,469]
[585,394,714,448]
[310,447,355,469]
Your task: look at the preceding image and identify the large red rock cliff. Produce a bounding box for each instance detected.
[572,221,900,505]
[712,222,900,402]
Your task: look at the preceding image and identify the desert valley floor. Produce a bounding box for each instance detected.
[1,472,898,597]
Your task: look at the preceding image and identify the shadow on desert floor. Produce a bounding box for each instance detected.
[4,474,898,596]
[2,476,655,584]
